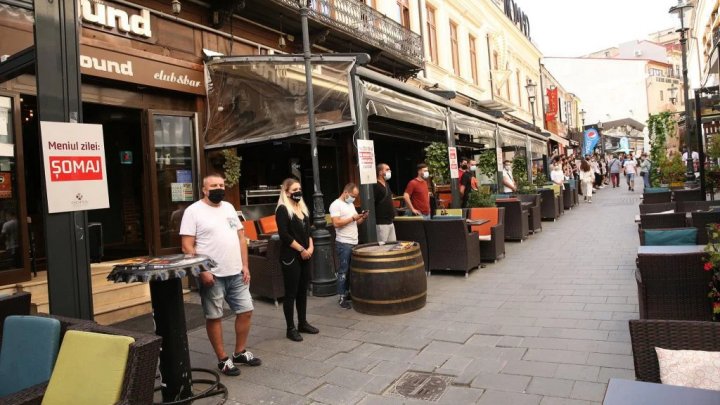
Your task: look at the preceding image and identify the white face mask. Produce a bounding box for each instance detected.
[422,171,430,179]
[470,165,477,172]
[345,195,355,204]
[384,171,392,180]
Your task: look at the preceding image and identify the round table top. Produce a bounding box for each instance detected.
[107,254,216,283]
[353,241,418,255]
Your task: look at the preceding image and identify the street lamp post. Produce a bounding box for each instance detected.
[670,0,695,184]
[298,0,337,296]
[525,79,537,130]
[579,109,586,130]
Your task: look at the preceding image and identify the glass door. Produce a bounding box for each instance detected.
[146,111,198,255]
[0,93,29,285]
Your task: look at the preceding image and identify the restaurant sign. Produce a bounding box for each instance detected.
[79,0,153,40]
[79,44,205,95]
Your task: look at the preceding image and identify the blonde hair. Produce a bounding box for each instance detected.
[277,178,309,219]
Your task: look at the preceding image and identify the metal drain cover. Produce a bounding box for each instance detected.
[385,371,453,402]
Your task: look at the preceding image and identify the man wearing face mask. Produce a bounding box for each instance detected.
[180,174,261,377]
[374,163,396,243]
[330,183,367,309]
[403,163,432,219]
[459,160,478,208]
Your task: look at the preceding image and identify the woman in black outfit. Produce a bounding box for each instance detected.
[275,178,319,341]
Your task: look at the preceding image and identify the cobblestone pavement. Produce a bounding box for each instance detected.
[188,184,642,405]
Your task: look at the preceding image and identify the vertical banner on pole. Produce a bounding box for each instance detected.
[357,139,377,185]
[448,147,458,179]
[583,128,600,156]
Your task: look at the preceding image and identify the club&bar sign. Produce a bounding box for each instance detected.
[78,44,205,95]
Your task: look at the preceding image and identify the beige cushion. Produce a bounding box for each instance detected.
[648,210,675,215]
[655,347,720,390]
[478,235,492,241]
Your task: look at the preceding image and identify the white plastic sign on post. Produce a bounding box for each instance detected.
[357,139,377,185]
[448,147,458,179]
[40,121,109,213]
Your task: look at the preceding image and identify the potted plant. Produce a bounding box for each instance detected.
[467,189,496,207]
[660,154,686,188]
[477,149,497,186]
[425,142,451,207]
[703,225,720,321]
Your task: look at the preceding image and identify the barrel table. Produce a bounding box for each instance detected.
[107,254,227,404]
[350,242,427,315]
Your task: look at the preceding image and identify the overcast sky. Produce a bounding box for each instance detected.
[516,0,680,57]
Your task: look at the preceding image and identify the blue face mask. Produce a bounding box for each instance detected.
[345,196,355,204]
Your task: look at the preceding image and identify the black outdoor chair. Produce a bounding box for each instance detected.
[638,202,676,215]
[642,191,672,204]
[518,194,542,233]
[539,189,559,221]
[393,218,430,272]
[639,213,688,230]
[676,200,715,213]
[690,211,720,244]
[673,189,704,202]
[495,199,529,241]
[423,219,481,277]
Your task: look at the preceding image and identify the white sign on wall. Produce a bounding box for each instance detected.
[357,139,377,185]
[448,147,458,179]
[40,122,109,213]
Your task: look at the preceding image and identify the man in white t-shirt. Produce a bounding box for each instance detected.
[501,160,516,193]
[623,155,638,192]
[180,174,261,377]
[330,183,367,309]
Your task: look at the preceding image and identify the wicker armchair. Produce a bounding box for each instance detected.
[0,292,30,339]
[639,213,688,230]
[248,239,285,305]
[394,218,429,272]
[677,200,715,213]
[562,182,573,210]
[629,319,720,383]
[643,191,672,204]
[539,189,559,221]
[639,202,677,215]
[636,251,712,321]
[423,219,481,277]
[495,199,529,241]
[1,319,161,405]
[518,194,542,233]
[468,207,506,262]
[690,211,720,245]
[673,189,704,202]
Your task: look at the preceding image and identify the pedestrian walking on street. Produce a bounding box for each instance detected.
[624,154,638,191]
[275,178,319,342]
[403,164,432,219]
[374,163,396,243]
[580,160,594,203]
[608,154,621,188]
[639,153,652,189]
[330,183,367,309]
[180,174,262,377]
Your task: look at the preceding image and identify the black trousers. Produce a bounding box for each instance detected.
[280,256,311,330]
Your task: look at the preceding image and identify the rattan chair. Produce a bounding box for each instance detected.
[394,218,429,272]
[636,251,712,321]
[423,219,481,277]
[495,199,529,241]
[248,239,285,305]
[468,207,506,262]
[639,202,676,215]
[676,200,715,213]
[538,189,559,221]
[1,318,161,405]
[673,189,704,202]
[0,292,30,340]
[639,213,688,230]
[518,194,542,233]
[629,319,720,383]
[690,211,720,245]
[643,191,672,204]
[562,183,573,210]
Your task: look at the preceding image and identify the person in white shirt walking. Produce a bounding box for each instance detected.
[623,155,638,191]
[330,183,368,309]
[579,160,595,203]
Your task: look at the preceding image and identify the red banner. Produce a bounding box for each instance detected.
[546,87,559,122]
[48,156,104,182]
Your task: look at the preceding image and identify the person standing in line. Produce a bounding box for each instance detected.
[275,178,319,342]
[639,153,652,189]
[608,154,621,188]
[460,160,477,208]
[502,160,517,193]
[623,154,638,191]
[180,174,262,377]
[550,158,565,190]
[330,183,367,309]
[457,157,468,185]
[374,163,396,243]
[579,160,595,203]
[403,164,432,219]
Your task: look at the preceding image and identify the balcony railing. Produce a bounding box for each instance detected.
[274,0,423,67]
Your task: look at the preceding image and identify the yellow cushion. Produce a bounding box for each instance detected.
[549,184,561,196]
[42,330,134,405]
[435,209,463,217]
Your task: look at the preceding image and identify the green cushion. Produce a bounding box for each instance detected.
[42,330,134,405]
[644,187,670,194]
[644,228,697,246]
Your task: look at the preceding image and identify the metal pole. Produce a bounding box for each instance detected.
[352,73,377,243]
[679,23,694,184]
[695,88,706,199]
[530,99,536,130]
[446,109,461,207]
[300,3,336,296]
[35,0,93,319]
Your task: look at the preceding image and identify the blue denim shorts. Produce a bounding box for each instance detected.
[198,273,253,319]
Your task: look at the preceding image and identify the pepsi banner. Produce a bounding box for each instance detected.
[583,128,600,156]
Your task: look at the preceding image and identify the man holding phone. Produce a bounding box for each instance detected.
[330,183,367,309]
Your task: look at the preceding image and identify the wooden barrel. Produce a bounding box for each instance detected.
[350,241,427,315]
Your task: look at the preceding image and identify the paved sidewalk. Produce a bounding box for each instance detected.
[188,184,642,405]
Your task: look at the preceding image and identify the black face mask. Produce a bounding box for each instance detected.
[208,188,225,204]
[290,191,303,202]
[460,164,468,170]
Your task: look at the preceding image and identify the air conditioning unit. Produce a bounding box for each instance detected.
[634,50,643,57]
